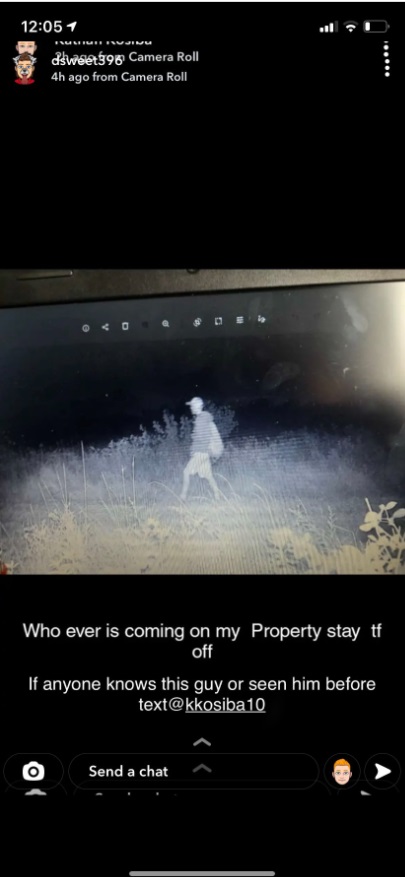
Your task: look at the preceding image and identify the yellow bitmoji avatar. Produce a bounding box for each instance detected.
[14,51,37,85]
[332,758,352,785]
[16,40,37,55]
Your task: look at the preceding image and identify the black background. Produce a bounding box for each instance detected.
[1,2,403,875]
[4,588,399,767]
[2,585,401,876]
[1,2,404,267]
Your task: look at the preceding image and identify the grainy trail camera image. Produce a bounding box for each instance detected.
[0,282,404,574]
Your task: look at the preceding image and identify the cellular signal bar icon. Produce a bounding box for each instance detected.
[319,21,339,33]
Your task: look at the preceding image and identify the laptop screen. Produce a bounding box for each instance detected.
[0,281,404,575]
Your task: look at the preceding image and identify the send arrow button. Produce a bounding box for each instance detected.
[365,753,401,789]
[374,763,391,780]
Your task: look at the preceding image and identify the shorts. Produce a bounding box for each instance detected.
[185,452,212,477]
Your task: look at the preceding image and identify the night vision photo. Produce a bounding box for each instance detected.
[0,283,404,575]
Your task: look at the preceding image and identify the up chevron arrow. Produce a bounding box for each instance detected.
[192,763,212,773]
[193,738,211,747]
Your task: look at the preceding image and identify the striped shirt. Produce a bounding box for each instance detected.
[190,411,213,454]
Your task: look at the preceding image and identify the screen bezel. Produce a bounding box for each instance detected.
[1,268,405,309]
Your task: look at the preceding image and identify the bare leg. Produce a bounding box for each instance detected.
[203,467,220,500]
[181,460,192,501]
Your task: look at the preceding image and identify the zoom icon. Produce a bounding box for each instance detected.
[22,761,45,782]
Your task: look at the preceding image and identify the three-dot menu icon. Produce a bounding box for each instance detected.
[383,40,390,77]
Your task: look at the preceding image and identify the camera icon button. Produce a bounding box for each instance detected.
[22,760,45,781]
[3,753,64,791]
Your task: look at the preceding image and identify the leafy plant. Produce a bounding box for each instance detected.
[358,499,405,573]
[0,546,17,574]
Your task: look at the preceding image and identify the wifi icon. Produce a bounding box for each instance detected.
[344,21,359,32]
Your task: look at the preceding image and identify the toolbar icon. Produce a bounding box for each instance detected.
[193,317,202,327]
[257,315,266,323]
[214,317,223,326]
[122,322,129,330]
[236,316,244,324]
[82,324,90,333]
[101,323,109,331]
[162,320,170,328]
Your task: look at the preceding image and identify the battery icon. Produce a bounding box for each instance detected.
[363,20,390,33]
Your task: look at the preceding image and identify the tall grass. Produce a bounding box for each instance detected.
[0,409,403,575]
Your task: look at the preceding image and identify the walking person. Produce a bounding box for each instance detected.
[180,397,223,501]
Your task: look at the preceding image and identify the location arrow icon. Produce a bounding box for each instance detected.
[374,763,391,780]
[192,763,212,774]
[193,738,211,747]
